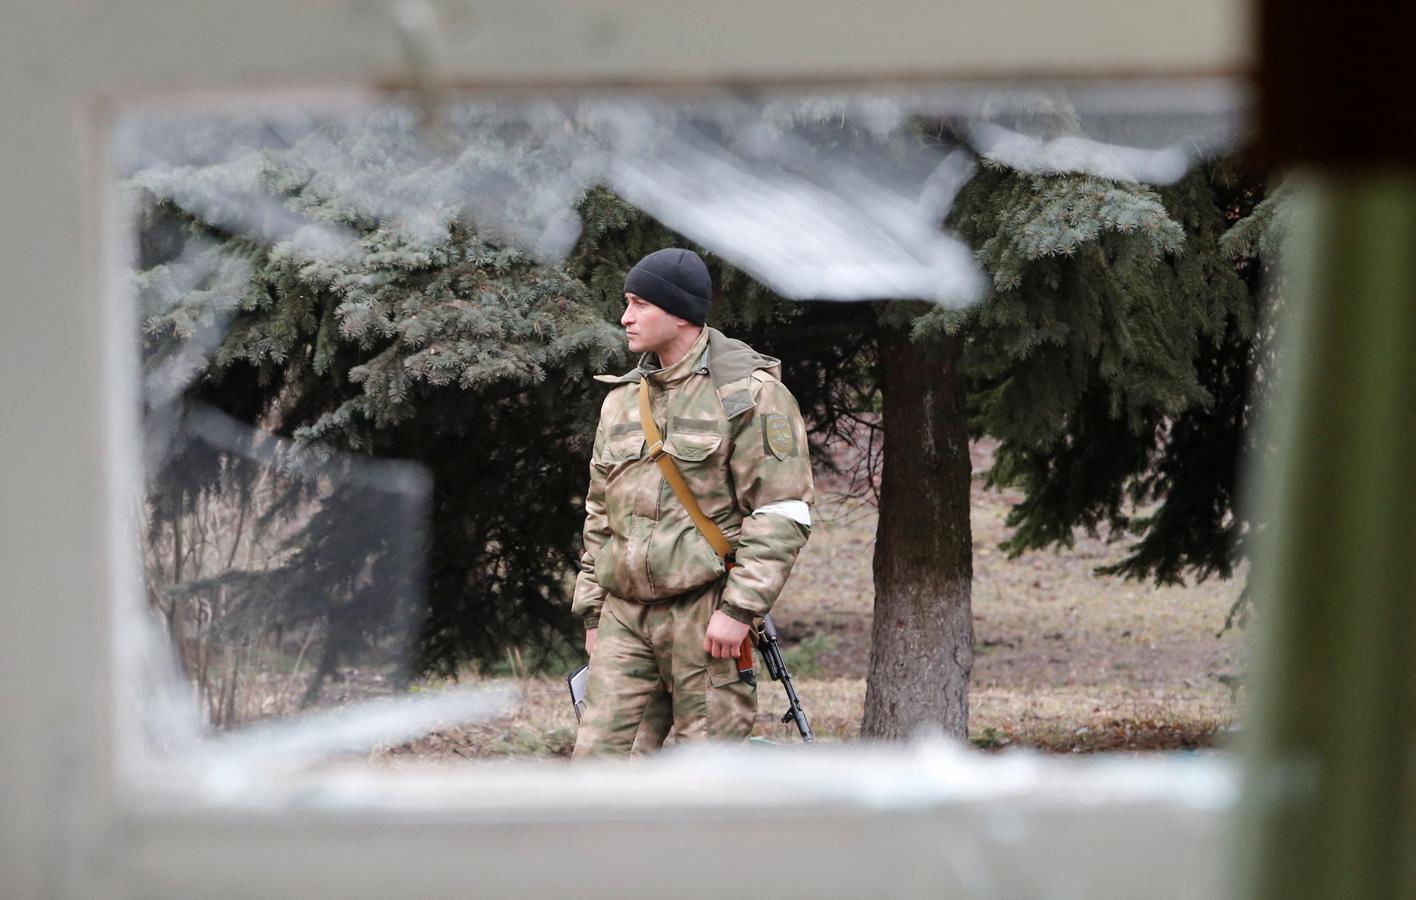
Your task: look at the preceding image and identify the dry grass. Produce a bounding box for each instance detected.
[381,675,1238,760]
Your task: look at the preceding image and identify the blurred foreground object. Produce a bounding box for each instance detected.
[1235,1,1416,898]
[1237,174,1416,900]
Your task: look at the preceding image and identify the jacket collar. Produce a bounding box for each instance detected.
[639,326,709,386]
[594,327,780,388]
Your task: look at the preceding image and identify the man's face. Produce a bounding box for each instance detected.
[621,292,683,355]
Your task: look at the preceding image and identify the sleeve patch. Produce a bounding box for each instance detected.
[763,413,797,460]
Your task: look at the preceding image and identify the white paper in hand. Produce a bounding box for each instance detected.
[566,664,589,722]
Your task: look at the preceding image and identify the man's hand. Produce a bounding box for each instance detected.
[585,627,598,657]
[704,610,750,659]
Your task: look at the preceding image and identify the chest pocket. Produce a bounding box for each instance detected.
[601,425,645,463]
[662,417,725,463]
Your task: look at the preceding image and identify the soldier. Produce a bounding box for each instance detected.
[571,248,814,757]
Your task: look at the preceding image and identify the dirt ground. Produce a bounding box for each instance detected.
[766,437,1248,749]
[382,439,1248,762]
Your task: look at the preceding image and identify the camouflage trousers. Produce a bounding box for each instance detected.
[572,579,757,758]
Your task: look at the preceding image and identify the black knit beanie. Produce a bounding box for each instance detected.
[623,248,712,326]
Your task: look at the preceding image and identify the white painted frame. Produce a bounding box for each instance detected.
[0,2,1250,897]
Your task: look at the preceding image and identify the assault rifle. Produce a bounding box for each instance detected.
[756,614,814,744]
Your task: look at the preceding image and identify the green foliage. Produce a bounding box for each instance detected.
[941,156,1269,585]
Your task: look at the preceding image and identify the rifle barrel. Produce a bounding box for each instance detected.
[757,615,814,743]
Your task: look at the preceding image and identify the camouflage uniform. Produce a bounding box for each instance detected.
[571,326,814,757]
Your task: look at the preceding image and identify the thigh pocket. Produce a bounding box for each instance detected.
[706,655,757,741]
[708,654,742,688]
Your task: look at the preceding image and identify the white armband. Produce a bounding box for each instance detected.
[753,500,812,527]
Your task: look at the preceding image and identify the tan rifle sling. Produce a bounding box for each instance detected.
[637,378,736,568]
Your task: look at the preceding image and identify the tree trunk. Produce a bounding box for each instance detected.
[861,328,974,740]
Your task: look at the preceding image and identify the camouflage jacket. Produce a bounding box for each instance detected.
[571,327,814,629]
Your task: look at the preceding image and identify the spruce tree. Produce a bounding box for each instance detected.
[862,144,1266,739]
[943,155,1268,589]
[133,108,624,695]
